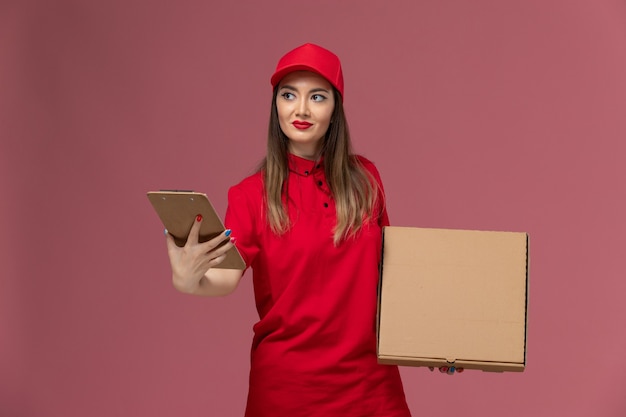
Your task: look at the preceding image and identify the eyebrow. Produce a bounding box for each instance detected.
[279,85,331,94]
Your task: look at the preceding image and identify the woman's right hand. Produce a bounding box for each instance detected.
[165,214,235,294]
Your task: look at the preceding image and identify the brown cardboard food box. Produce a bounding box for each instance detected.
[377,226,529,372]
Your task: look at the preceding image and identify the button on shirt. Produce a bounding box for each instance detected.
[288,156,334,214]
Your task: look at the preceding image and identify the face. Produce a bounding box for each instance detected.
[276,71,335,159]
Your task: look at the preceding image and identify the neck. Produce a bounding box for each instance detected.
[288,143,322,160]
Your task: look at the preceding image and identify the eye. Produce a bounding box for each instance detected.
[280,92,295,100]
[311,94,327,102]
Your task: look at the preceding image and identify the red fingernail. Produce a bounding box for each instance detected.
[196,214,202,222]
[230,237,237,245]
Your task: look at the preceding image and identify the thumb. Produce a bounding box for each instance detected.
[164,229,177,252]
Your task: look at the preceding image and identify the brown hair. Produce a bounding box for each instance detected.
[259,88,381,245]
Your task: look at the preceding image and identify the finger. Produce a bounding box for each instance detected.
[200,238,236,270]
[206,237,235,259]
[186,214,203,246]
[435,365,462,375]
[207,252,228,268]
[199,229,233,252]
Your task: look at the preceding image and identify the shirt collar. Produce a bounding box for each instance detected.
[288,153,324,177]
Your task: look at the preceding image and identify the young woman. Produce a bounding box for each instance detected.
[165,43,412,417]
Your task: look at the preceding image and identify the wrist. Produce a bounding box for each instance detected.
[172,272,201,294]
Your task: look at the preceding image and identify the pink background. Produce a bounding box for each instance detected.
[2,0,625,416]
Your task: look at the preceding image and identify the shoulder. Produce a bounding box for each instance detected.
[230,171,263,193]
[354,155,384,182]
[228,171,263,203]
[354,154,379,171]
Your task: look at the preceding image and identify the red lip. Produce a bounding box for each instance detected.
[293,120,313,129]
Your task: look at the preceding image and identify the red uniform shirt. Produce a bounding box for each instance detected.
[225,154,411,417]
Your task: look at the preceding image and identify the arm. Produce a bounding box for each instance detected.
[194,267,244,297]
[166,214,244,296]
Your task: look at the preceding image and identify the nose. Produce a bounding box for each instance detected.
[295,97,310,118]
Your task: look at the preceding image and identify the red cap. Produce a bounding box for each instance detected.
[270,43,344,98]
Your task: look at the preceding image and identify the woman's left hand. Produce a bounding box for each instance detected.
[428,366,464,375]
